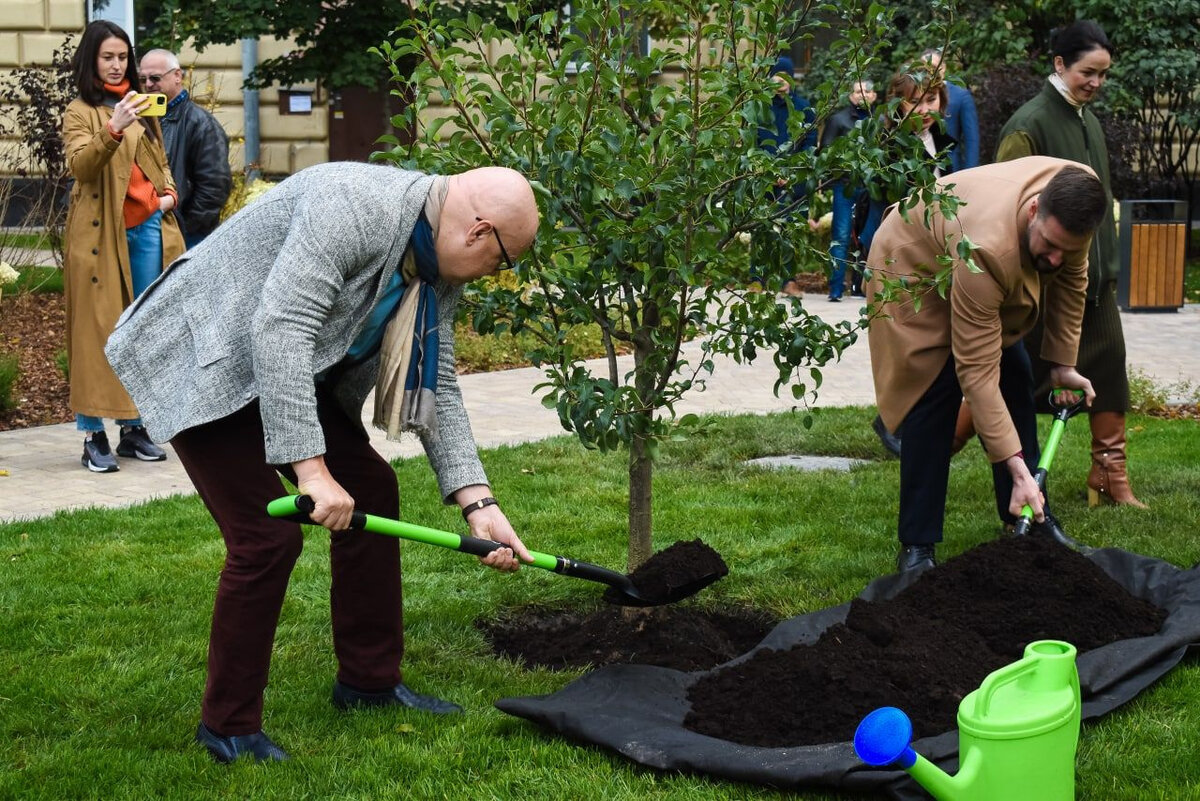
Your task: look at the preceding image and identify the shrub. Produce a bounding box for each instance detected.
[0,35,75,267]
[0,350,20,412]
[219,171,277,222]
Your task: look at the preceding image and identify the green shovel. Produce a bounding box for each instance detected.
[266,494,724,607]
[1012,390,1087,537]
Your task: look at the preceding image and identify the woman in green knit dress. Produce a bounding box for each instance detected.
[995,19,1147,509]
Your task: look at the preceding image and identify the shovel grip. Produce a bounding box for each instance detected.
[267,494,367,529]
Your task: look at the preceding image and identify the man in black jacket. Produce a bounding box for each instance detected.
[139,49,232,248]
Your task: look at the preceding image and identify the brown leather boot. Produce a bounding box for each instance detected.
[951,401,975,455]
[1086,411,1148,508]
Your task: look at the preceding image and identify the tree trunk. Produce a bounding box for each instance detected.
[627,432,653,572]
[626,313,658,572]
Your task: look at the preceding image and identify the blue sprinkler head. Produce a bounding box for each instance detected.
[854,707,918,768]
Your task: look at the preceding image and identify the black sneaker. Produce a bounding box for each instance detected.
[116,426,167,461]
[82,432,119,473]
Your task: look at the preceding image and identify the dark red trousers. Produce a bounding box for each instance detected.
[172,392,403,735]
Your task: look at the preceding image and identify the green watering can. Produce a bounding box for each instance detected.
[854,640,1082,801]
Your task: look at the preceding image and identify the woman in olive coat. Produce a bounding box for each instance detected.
[63,20,185,472]
[995,20,1146,508]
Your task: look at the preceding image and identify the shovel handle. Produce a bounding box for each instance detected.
[267,494,563,570]
[1015,389,1086,531]
[1047,388,1086,422]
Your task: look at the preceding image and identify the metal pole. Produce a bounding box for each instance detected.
[241,38,261,181]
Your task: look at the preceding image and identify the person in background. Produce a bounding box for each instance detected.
[815,78,876,301]
[995,20,1146,509]
[106,162,538,764]
[922,48,980,171]
[865,66,957,457]
[755,55,818,297]
[63,20,185,473]
[138,49,232,249]
[866,158,1105,573]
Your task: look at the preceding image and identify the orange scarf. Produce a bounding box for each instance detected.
[102,81,168,229]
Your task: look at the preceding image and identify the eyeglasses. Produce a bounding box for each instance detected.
[139,68,178,85]
[476,216,517,271]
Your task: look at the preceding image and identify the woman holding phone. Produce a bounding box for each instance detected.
[63,20,184,473]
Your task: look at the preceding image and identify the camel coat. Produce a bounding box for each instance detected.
[63,98,186,419]
[866,156,1091,462]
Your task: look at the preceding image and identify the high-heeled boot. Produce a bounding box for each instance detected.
[1086,411,1148,508]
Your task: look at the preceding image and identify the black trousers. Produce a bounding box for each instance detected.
[897,342,1044,546]
[172,391,402,735]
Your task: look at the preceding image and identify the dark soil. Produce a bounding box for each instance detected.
[479,604,777,672]
[606,538,729,605]
[0,291,71,430]
[684,536,1166,748]
[479,537,757,673]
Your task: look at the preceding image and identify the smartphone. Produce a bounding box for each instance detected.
[133,93,167,117]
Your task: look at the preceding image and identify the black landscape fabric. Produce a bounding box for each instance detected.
[495,545,1200,799]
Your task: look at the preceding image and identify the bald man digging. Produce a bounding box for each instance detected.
[106,163,539,763]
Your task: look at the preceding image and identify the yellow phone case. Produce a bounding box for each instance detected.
[134,93,167,117]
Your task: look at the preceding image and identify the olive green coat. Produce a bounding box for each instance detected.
[996,80,1118,302]
[63,98,185,419]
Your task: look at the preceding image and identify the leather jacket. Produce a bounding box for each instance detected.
[160,91,232,239]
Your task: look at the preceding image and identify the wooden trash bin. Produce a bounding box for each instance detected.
[1117,200,1187,312]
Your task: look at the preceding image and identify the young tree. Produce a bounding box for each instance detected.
[377,0,957,568]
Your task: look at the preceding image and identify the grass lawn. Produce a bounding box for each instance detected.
[2,408,1198,799]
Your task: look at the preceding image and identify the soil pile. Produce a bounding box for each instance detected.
[478,605,776,673]
[684,536,1167,748]
[608,538,729,605]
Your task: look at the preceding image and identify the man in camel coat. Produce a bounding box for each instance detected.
[866,156,1106,572]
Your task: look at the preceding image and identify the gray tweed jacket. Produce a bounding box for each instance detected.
[105,162,488,500]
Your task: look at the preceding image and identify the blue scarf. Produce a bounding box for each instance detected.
[369,213,441,439]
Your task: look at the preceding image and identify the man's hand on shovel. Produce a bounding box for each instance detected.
[455,486,533,573]
[1006,455,1046,522]
[293,455,355,531]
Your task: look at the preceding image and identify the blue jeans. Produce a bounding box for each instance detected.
[127,209,163,298]
[858,199,885,263]
[77,415,141,433]
[829,182,864,299]
[75,211,162,433]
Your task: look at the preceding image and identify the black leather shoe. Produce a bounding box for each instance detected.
[332,681,463,714]
[896,544,936,573]
[1029,513,1083,550]
[872,415,902,457]
[195,723,289,764]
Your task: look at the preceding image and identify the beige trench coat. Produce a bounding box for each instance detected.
[866,157,1091,462]
[63,98,186,419]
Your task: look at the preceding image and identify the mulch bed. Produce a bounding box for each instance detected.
[0,291,71,431]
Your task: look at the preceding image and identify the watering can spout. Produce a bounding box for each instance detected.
[853,707,980,801]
